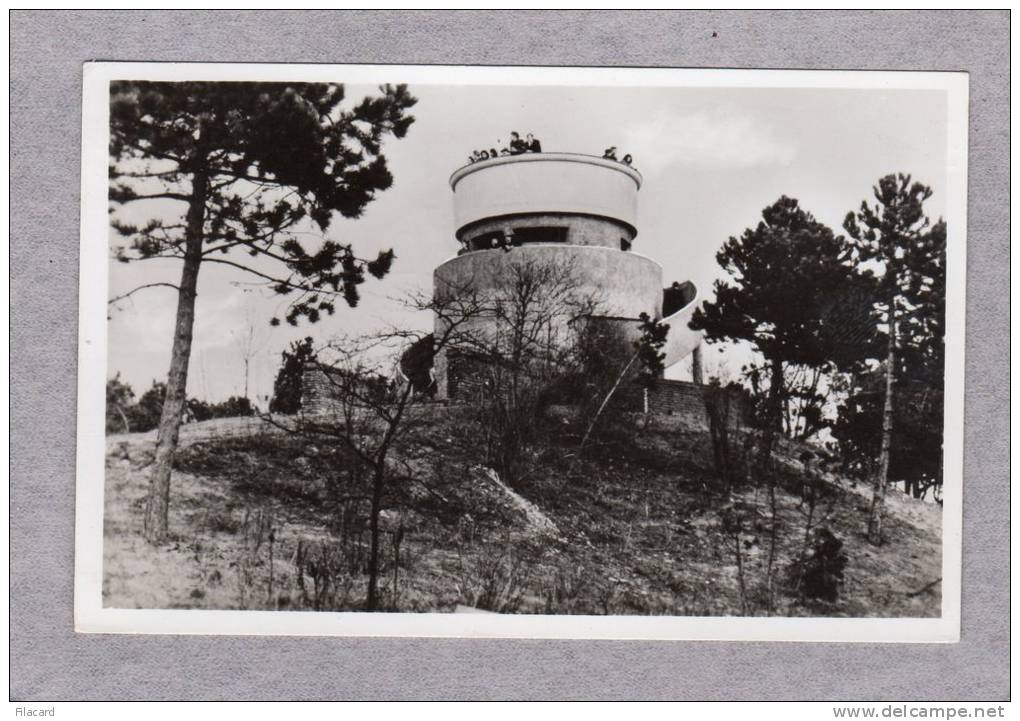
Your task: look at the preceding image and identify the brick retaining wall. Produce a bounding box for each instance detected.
[647,380,714,427]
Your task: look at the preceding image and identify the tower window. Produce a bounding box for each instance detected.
[620,237,632,251]
[510,226,568,245]
[471,231,505,251]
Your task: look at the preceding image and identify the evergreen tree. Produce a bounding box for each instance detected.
[133,381,168,433]
[109,81,416,542]
[634,312,670,388]
[843,180,944,531]
[105,373,135,434]
[831,369,944,501]
[690,196,871,461]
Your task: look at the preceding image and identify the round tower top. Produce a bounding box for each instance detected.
[448,152,642,237]
[449,152,642,190]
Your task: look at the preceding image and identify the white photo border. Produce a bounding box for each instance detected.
[75,62,969,642]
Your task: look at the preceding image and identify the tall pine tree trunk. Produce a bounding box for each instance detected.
[143,167,208,543]
[759,357,785,615]
[868,298,897,545]
[758,357,785,465]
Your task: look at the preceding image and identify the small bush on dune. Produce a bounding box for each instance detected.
[293,538,360,611]
[202,509,241,535]
[793,527,848,603]
[455,534,545,613]
[543,562,595,615]
[235,506,275,610]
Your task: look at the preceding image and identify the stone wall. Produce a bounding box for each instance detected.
[300,363,343,416]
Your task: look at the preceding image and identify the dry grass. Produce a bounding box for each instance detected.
[102,410,942,617]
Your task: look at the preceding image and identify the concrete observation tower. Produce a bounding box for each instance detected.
[423,151,703,400]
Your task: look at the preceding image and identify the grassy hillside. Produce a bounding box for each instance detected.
[103,408,942,617]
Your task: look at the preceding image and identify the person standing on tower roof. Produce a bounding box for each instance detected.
[509,131,527,155]
[526,133,542,153]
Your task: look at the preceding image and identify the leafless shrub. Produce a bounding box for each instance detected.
[202,508,241,535]
[455,534,543,613]
[786,452,849,602]
[543,562,594,614]
[386,514,408,610]
[451,255,608,487]
[719,499,755,615]
[324,496,370,572]
[595,579,622,615]
[235,506,273,609]
[293,539,358,610]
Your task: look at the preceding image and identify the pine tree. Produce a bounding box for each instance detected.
[105,373,135,434]
[634,312,670,388]
[109,81,416,542]
[843,177,943,538]
[690,196,871,462]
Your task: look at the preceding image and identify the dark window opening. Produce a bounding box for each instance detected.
[620,237,632,251]
[510,226,568,245]
[663,281,697,316]
[471,231,505,251]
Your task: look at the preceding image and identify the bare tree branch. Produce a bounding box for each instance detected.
[107,282,181,305]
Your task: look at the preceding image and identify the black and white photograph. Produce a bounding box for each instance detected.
[74,62,967,641]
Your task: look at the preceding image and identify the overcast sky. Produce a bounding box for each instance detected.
[107,82,948,403]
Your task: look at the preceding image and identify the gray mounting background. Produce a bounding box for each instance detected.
[10,10,1009,701]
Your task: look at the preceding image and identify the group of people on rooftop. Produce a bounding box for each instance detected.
[467,131,542,163]
[602,146,634,166]
[465,134,635,167]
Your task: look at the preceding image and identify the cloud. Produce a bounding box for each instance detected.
[621,108,797,173]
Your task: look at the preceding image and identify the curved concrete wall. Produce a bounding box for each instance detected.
[460,213,636,250]
[434,245,663,320]
[449,154,642,237]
